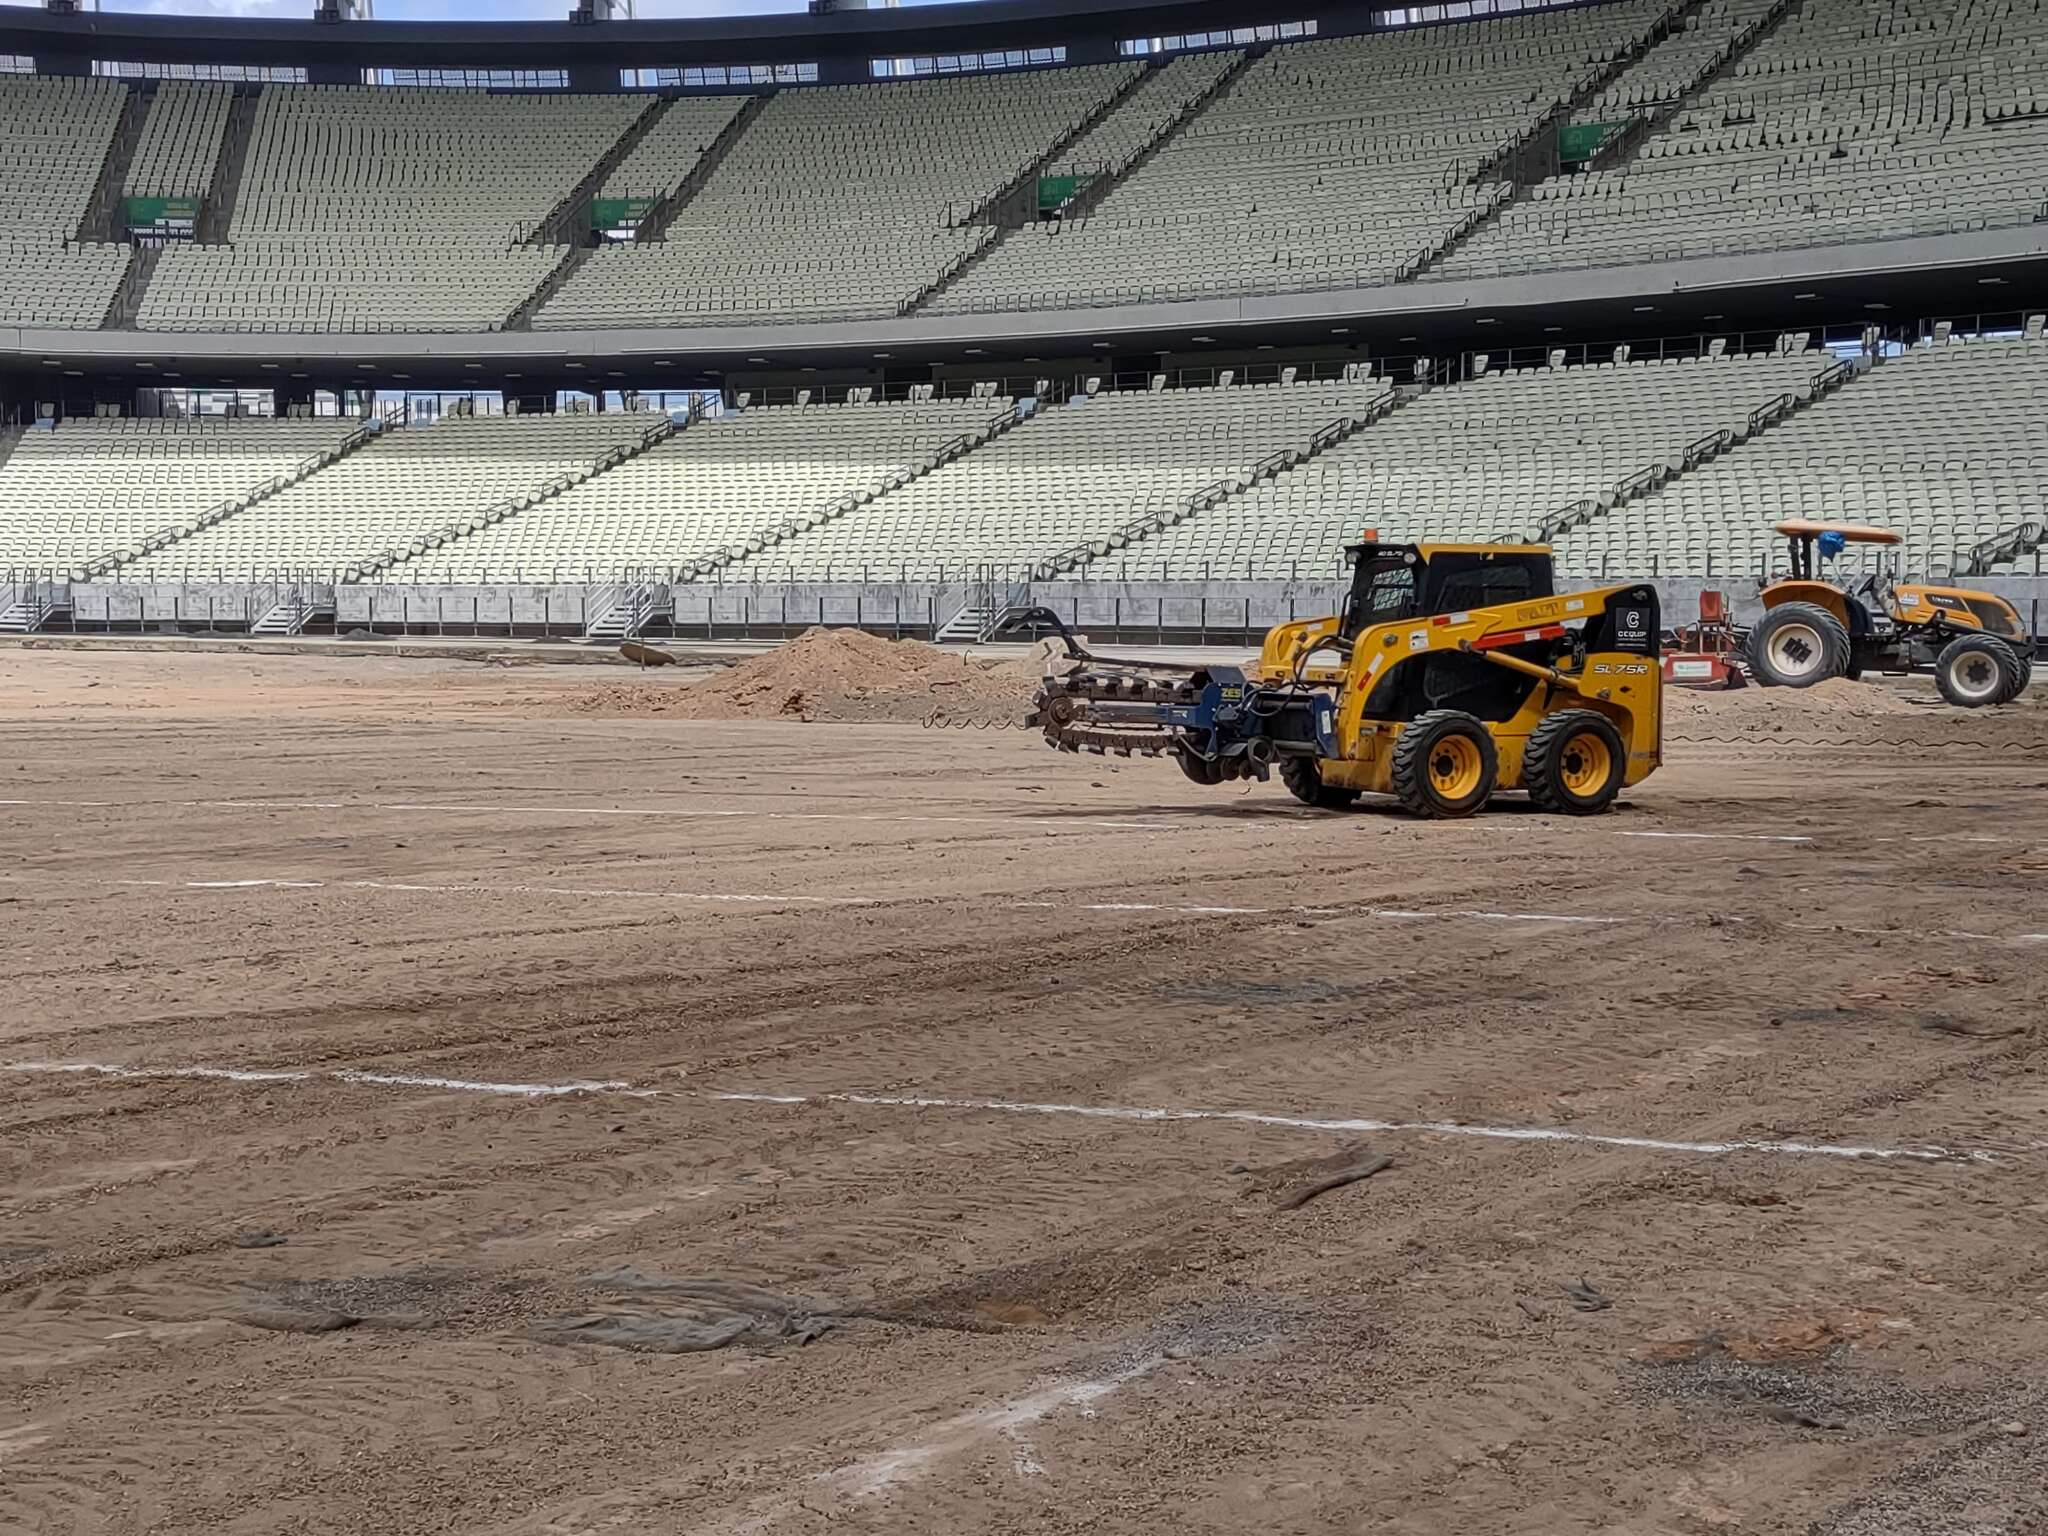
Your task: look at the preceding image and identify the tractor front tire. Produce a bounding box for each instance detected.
[1523,709,1629,816]
[1934,634,2022,708]
[1390,710,1498,819]
[1747,602,1851,689]
[1278,755,1359,810]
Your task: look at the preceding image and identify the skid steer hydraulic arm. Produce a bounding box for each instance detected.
[1455,640,1613,699]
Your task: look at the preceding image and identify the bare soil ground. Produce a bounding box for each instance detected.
[2,644,2044,1536]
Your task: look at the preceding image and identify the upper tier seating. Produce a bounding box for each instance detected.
[1039,51,1243,195]
[1094,348,1835,580]
[927,2,1668,314]
[0,75,132,329]
[1573,0,1779,122]
[1434,0,2048,279]
[599,94,749,207]
[124,81,233,200]
[720,377,1390,581]
[395,396,1004,581]
[121,411,661,576]
[0,416,357,570]
[139,86,643,333]
[1558,335,2048,579]
[534,64,1137,326]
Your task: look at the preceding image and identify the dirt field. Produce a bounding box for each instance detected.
[2,643,2044,1536]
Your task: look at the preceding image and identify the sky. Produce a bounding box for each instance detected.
[10,0,987,16]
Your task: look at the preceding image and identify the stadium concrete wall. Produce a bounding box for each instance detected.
[49,576,2048,639]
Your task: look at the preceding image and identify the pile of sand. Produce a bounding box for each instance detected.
[567,628,1069,724]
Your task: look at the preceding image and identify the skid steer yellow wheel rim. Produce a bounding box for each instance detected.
[1429,735,1485,800]
[1559,731,1614,797]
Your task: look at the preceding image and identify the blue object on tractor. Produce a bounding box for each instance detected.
[1163,667,1339,770]
[1817,529,1847,562]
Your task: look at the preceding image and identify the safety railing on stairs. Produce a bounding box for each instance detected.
[1029,402,1396,578]
[1745,392,1796,436]
[74,410,397,580]
[676,405,1020,581]
[1954,518,2048,578]
[347,416,680,582]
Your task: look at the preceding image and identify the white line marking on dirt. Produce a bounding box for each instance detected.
[330,1069,662,1099]
[0,1061,1983,1163]
[820,1358,1162,1501]
[0,796,1174,835]
[2,1060,312,1084]
[6,869,2042,945]
[0,872,874,909]
[1617,831,1812,844]
[3,794,2031,850]
[711,1091,1977,1163]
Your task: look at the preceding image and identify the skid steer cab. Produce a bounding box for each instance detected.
[1028,539,1662,819]
[1747,520,2035,707]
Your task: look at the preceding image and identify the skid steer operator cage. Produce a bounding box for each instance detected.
[1339,540,1556,641]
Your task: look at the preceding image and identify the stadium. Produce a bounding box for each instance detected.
[2,0,2045,1531]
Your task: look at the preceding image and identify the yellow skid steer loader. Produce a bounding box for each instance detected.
[1028,538,1661,818]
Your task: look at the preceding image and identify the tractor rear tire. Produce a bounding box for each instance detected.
[1934,634,2022,708]
[1278,755,1359,810]
[1747,602,1851,689]
[1522,709,1629,816]
[1390,709,1498,819]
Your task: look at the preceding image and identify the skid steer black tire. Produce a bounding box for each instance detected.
[1278,755,1360,810]
[1934,634,2021,708]
[1389,709,1498,819]
[1522,708,1630,816]
[1747,602,1851,689]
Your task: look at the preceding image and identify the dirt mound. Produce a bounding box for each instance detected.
[565,628,1069,724]
[1665,676,1925,734]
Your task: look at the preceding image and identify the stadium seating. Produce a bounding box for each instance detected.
[1572,0,1778,122]
[1558,334,2048,579]
[120,410,662,577]
[534,64,1138,326]
[597,93,749,210]
[718,377,1389,581]
[395,396,1004,581]
[0,75,132,329]
[0,416,357,570]
[926,2,1667,314]
[124,81,232,201]
[140,86,643,333]
[1090,348,1836,580]
[1036,51,1243,196]
[1433,0,2048,279]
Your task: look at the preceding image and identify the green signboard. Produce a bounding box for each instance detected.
[1037,172,1094,214]
[592,196,658,231]
[124,195,201,239]
[1559,121,1628,162]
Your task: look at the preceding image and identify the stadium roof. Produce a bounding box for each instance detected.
[0,0,1391,71]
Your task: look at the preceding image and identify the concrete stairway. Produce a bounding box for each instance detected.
[1037,386,1410,578]
[76,84,153,244]
[528,94,675,247]
[197,84,263,244]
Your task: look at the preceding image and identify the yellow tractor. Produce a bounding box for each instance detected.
[1747,520,2034,707]
[1028,538,1661,818]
